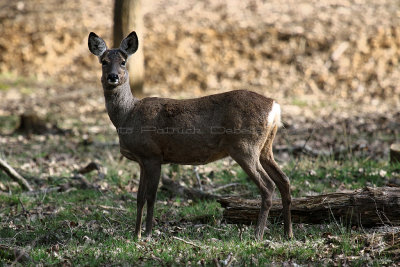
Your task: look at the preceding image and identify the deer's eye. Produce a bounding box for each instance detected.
[121,61,126,67]
[101,60,108,66]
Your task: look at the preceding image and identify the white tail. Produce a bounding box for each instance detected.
[267,101,282,128]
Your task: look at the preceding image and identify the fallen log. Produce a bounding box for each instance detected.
[218,187,400,227]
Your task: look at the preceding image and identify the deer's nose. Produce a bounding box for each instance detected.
[107,73,119,85]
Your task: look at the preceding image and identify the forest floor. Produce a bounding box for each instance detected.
[0,78,399,266]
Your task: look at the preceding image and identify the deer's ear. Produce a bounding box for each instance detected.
[88,32,107,57]
[120,31,139,57]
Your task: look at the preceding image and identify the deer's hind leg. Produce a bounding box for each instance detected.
[229,145,275,240]
[259,125,293,238]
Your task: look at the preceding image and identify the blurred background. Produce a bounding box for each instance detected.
[1,0,400,99]
[0,0,399,183]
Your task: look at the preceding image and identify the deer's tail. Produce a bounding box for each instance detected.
[267,101,282,128]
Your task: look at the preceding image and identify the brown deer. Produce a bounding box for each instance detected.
[88,31,293,240]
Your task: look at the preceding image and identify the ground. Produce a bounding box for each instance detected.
[1,0,400,265]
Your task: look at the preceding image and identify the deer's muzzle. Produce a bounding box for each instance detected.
[107,73,119,85]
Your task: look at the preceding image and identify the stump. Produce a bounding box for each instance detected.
[390,143,400,164]
[14,113,49,135]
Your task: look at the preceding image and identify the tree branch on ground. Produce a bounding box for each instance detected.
[0,158,33,191]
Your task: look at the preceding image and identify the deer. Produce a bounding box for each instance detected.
[88,31,293,241]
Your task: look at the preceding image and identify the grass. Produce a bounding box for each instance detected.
[286,157,397,197]
[1,156,399,265]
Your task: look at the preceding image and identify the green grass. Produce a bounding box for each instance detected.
[286,157,398,197]
[0,196,391,266]
[1,159,399,265]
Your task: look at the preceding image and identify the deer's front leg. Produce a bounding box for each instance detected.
[135,167,145,239]
[135,159,161,239]
[144,159,161,237]
[135,159,162,239]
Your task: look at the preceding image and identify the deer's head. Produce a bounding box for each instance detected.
[88,31,138,89]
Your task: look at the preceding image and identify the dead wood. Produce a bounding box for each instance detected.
[390,144,400,164]
[172,236,205,249]
[77,161,105,180]
[161,175,220,201]
[218,187,400,227]
[208,183,242,193]
[77,162,101,174]
[0,158,33,191]
[23,186,61,196]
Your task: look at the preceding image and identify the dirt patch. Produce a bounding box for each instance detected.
[0,0,400,103]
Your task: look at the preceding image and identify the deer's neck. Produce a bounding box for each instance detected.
[103,80,137,128]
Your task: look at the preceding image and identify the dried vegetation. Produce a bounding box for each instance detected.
[0,0,400,103]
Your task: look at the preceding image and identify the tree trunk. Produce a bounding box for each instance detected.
[218,187,400,227]
[113,0,144,95]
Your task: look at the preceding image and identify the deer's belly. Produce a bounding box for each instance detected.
[160,137,228,165]
[119,134,229,165]
[162,150,228,165]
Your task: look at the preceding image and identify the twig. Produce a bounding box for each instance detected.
[207,183,241,193]
[172,236,205,249]
[222,252,235,267]
[193,166,203,191]
[97,205,127,212]
[23,187,60,196]
[0,158,33,191]
[239,225,244,241]
[18,198,26,214]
